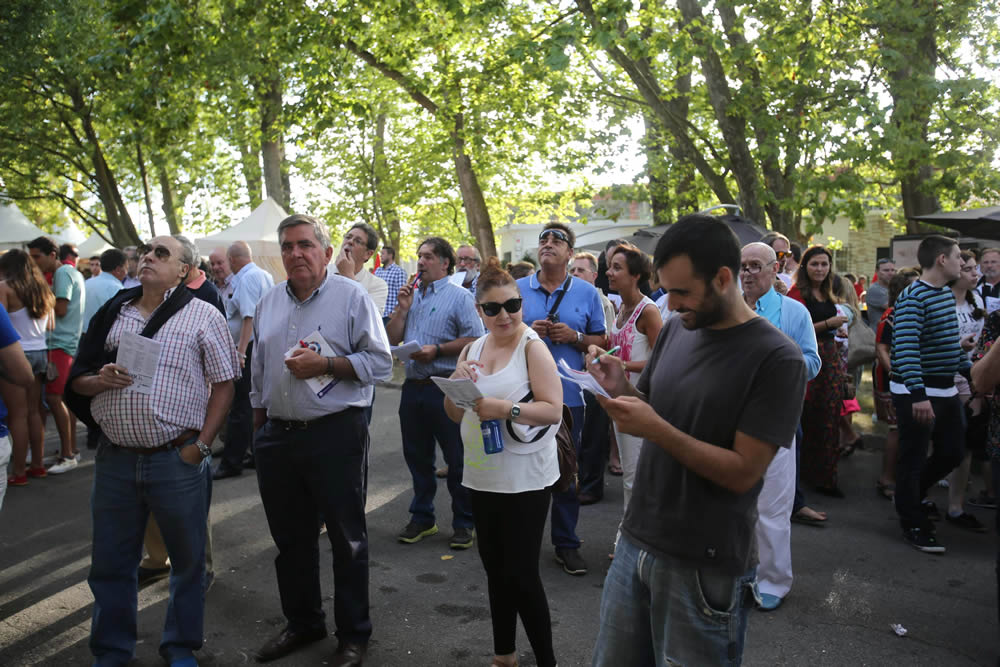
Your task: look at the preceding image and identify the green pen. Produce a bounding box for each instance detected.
[591,345,621,365]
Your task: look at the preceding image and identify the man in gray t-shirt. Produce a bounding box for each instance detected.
[588,216,806,667]
[866,258,896,329]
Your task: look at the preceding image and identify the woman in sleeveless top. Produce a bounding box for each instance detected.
[0,249,54,485]
[443,258,562,667]
[606,244,661,513]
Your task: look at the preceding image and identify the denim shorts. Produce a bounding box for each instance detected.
[24,349,47,376]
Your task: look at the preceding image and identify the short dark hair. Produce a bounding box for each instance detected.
[99,248,127,272]
[760,231,790,249]
[349,222,378,251]
[789,242,802,262]
[418,237,457,275]
[543,222,575,249]
[382,245,396,260]
[916,235,958,270]
[653,215,740,282]
[27,236,58,256]
[607,243,651,284]
[58,244,78,261]
[876,257,896,268]
[89,255,100,261]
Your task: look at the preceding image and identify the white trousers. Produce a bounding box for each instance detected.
[615,426,643,515]
[755,440,796,598]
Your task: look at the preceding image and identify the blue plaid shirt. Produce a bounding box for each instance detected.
[402,275,485,379]
[375,263,407,317]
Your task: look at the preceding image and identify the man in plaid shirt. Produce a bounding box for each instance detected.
[69,235,239,667]
[374,245,406,324]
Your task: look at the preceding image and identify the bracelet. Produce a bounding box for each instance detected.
[435,343,442,357]
[326,357,335,376]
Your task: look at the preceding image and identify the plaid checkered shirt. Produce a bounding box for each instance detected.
[92,289,240,448]
[374,263,407,318]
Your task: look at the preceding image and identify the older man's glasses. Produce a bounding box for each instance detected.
[479,298,523,316]
[137,243,171,261]
[740,260,776,275]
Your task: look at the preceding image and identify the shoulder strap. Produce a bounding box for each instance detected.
[546,275,573,319]
[141,286,194,339]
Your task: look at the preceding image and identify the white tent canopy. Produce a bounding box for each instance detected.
[0,202,50,250]
[77,232,114,258]
[195,198,288,280]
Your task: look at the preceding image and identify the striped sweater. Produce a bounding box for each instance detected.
[890,280,969,400]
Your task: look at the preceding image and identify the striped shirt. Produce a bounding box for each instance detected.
[92,290,240,447]
[375,263,407,317]
[402,275,485,379]
[890,280,969,400]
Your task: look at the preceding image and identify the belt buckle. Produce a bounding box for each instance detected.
[281,420,308,431]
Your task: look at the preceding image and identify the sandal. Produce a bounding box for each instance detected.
[608,464,623,476]
[839,437,864,458]
[876,480,895,500]
[791,507,828,526]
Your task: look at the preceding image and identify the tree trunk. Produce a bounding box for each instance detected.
[452,114,496,258]
[239,140,263,209]
[136,138,156,236]
[256,71,286,209]
[643,115,672,226]
[373,113,401,253]
[157,160,181,235]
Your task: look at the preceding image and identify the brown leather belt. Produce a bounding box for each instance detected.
[111,429,199,454]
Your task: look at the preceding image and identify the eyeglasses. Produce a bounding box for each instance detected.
[137,243,172,261]
[539,229,570,245]
[343,234,368,248]
[775,251,789,261]
[457,256,480,265]
[740,260,776,275]
[479,298,522,316]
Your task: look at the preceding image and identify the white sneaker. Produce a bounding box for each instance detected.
[48,457,79,474]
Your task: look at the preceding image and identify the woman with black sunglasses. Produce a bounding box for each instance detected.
[443,257,562,667]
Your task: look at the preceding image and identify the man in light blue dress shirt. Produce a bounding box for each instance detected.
[741,242,821,612]
[385,237,485,550]
[251,214,392,666]
[82,249,127,334]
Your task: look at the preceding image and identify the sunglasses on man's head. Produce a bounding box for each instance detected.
[137,243,172,261]
[538,229,570,245]
[479,298,523,316]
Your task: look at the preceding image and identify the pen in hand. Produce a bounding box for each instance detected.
[591,345,622,365]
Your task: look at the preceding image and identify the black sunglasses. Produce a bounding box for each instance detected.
[479,298,523,316]
[137,243,172,261]
[538,229,570,245]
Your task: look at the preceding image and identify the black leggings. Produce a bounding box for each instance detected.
[469,487,556,667]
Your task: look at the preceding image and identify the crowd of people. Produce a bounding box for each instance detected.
[0,215,998,667]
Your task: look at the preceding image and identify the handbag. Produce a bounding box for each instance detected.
[846,309,876,372]
[505,398,576,493]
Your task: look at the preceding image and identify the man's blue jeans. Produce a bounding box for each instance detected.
[551,405,585,549]
[592,535,757,667]
[88,439,210,666]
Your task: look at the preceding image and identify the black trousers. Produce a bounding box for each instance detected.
[470,488,556,667]
[255,408,371,644]
[221,341,253,471]
[578,391,610,498]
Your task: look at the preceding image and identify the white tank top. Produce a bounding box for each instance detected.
[460,327,560,493]
[8,307,47,352]
[609,295,655,385]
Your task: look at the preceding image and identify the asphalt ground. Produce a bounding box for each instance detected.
[1,385,997,666]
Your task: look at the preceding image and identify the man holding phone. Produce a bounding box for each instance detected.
[517,222,607,576]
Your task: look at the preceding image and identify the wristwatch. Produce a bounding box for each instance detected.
[576,331,584,344]
[195,439,212,459]
[509,403,521,420]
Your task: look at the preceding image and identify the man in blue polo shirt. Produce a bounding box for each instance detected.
[517,222,607,576]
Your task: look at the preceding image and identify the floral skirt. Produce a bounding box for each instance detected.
[801,339,844,489]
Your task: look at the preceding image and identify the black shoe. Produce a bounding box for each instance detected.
[137,565,171,587]
[242,454,256,470]
[255,626,328,663]
[213,464,242,480]
[397,521,438,544]
[331,641,366,667]
[449,527,475,550]
[902,527,945,554]
[968,492,997,510]
[554,547,588,575]
[945,511,987,533]
[578,493,602,506]
[921,500,942,521]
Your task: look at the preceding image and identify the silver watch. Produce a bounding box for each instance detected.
[509,403,521,420]
[195,439,212,458]
[576,330,584,344]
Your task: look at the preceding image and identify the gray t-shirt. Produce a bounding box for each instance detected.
[867,282,889,329]
[623,316,806,575]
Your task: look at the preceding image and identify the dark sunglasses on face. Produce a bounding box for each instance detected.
[137,243,172,261]
[479,298,523,316]
[775,251,790,261]
[538,229,569,245]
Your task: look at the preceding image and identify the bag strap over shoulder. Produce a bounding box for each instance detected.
[546,275,573,320]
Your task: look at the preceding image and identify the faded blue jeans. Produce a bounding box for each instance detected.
[592,535,758,667]
[88,438,210,666]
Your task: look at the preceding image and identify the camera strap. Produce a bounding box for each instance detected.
[546,275,572,320]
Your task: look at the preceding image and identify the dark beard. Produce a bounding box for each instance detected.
[678,282,727,329]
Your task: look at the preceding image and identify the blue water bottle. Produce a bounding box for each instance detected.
[481,419,504,455]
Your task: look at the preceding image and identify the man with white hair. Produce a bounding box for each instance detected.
[214,241,274,479]
[208,247,235,299]
[456,244,481,294]
[740,242,821,611]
